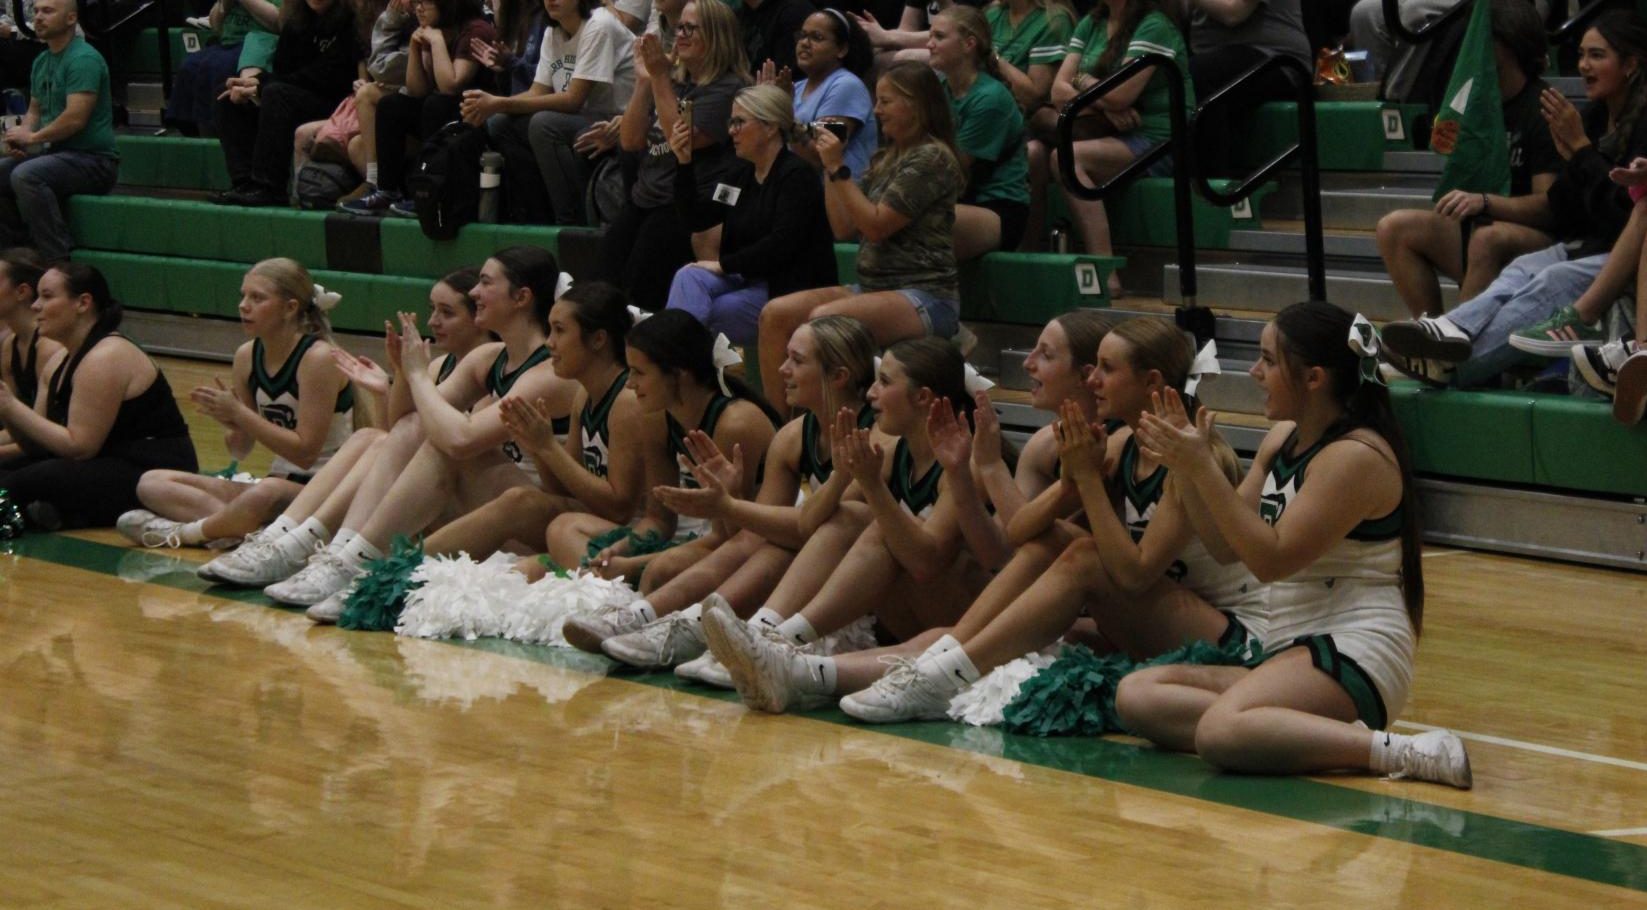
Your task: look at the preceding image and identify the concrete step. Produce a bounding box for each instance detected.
[1162,263,1450,320]
[1226,228,1381,260]
[1381,150,1444,174]
[1264,186,1433,231]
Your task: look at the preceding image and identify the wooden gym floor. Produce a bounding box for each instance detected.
[1,358,1645,908]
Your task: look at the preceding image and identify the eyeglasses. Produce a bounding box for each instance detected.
[727,116,750,131]
[674,22,699,36]
[793,29,831,44]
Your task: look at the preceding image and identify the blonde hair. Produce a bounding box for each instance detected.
[863,62,962,191]
[734,84,795,135]
[676,0,750,85]
[248,258,333,341]
[935,6,1000,82]
[806,315,876,396]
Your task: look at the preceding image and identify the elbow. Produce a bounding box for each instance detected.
[857,222,895,244]
[286,444,324,472]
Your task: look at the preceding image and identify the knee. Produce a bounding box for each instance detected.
[237,478,290,512]
[496,483,550,514]
[1191,703,1247,770]
[134,470,170,503]
[1374,210,1414,251]
[1113,668,1164,731]
[1465,223,1514,265]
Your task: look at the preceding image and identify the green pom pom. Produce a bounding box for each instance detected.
[1000,636,1252,737]
[536,554,570,578]
[0,489,22,540]
[208,461,241,479]
[338,535,426,631]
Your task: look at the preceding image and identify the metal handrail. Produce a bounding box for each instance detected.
[1381,0,1475,45]
[1054,51,1196,305]
[1194,53,1326,304]
[1550,0,1612,43]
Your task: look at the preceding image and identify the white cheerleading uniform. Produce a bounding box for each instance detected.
[485,345,562,484]
[251,335,353,481]
[1254,429,1414,729]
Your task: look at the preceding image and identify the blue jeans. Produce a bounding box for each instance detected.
[1446,243,1605,387]
[0,149,118,261]
[666,266,769,346]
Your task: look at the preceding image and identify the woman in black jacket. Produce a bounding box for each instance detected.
[664,83,836,344]
[215,0,362,206]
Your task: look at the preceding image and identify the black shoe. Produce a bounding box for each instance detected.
[211,183,251,205]
[1379,348,1453,389]
[1381,319,1473,364]
[216,184,286,207]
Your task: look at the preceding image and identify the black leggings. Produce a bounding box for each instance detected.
[598,201,698,311]
[376,91,464,192]
[0,437,198,530]
[216,81,338,192]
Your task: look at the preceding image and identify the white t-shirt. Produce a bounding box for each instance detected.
[533,7,637,120]
[611,0,651,29]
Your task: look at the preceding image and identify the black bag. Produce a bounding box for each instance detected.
[405,121,489,240]
[583,154,628,229]
[294,161,360,210]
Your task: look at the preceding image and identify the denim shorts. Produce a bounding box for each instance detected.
[1119,133,1174,178]
[849,283,959,338]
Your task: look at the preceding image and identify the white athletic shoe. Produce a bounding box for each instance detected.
[675,650,734,688]
[838,657,958,724]
[199,526,308,585]
[701,602,830,713]
[265,547,362,606]
[1387,730,1473,789]
[563,602,648,654]
[117,510,186,549]
[305,588,349,625]
[602,610,707,668]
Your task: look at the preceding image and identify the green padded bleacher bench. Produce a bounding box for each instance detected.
[833,245,1124,324]
[114,135,232,192]
[109,27,207,76]
[1107,177,1275,249]
[71,196,329,265]
[1234,101,1429,172]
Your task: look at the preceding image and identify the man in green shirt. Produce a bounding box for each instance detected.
[0,0,117,262]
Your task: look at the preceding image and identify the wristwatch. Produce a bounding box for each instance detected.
[828,165,851,182]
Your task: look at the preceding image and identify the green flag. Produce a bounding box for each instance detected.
[1431,0,1510,200]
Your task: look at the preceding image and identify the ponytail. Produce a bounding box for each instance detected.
[628,310,782,426]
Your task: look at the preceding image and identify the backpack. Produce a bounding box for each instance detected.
[405,121,489,240]
[294,161,360,210]
[583,154,628,229]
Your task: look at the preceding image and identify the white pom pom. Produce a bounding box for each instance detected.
[945,652,1057,726]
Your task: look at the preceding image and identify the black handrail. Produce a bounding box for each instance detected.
[1055,52,1195,305]
[1381,0,1474,45]
[1550,0,1612,43]
[1195,53,1326,304]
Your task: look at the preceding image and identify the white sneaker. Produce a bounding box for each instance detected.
[1574,339,1631,397]
[199,526,308,585]
[117,510,186,549]
[265,547,362,606]
[305,587,350,625]
[700,602,830,713]
[675,651,734,688]
[563,602,648,654]
[838,657,959,724]
[602,610,707,668]
[1388,730,1473,789]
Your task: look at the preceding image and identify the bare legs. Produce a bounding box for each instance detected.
[422,484,583,558]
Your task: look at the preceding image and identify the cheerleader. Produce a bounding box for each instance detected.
[117,259,354,549]
[0,248,61,464]
[1117,301,1471,789]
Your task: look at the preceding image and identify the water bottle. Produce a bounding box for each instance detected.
[478,151,504,224]
[1049,225,1070,254]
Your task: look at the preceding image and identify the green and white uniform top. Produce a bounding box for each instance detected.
[486,345,565,483]
[434,352,460,385]
[579,368,629,479]
[796,403,876,500]
[666,392,736,538]
[250,335,354,480]
[1256,428,1414,725]
[1116,434,1262,620]
[888,438,943,519]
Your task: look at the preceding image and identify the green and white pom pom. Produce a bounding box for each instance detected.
[338,535,426,632]
[0,489,24,540]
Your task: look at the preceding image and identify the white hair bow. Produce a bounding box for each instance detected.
[711,333,742,396]
[312,284,342,312]
[964,362,995,395]
[1347,313,1384,386]
[628,305,652,325]
[556,272,574,299]
[1184,339,1221,396]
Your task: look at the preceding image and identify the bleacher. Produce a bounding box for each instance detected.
[62,27,1647,570]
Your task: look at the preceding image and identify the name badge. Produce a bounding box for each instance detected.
[712,183,741,206]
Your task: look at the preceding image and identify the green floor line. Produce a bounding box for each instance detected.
[14,532,1647,894]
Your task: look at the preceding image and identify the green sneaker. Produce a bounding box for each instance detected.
[1507,306,1603,357]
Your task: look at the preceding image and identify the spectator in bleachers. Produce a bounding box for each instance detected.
[215,0,363,206]
[786,9,877,177]
[929,5,1029,259]
[554,0,682,170]
[986,0,1075,112]
[755,61,964,408]
[471,0,547,95]
[339,0,495,216]
[1375,0,1558,319]
[599,0,749,310]
[1032,0,1192,294]
[290,0,413,196]
[664,84,836,343]
[165,0,283,136]
[1382,12,1647,388]
[459,0,636,225]
[741,0,816,77]
[1351,0,1548,98]
[852,0,952,69]
[609,0,652,34]
[0,0,118,263]
[1186,0,1309,176]
[0,262,197,531]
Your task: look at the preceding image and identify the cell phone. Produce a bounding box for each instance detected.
[680,99,695,127]
[818,120,849,142]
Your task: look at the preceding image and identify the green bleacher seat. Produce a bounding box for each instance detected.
[833,244,1123,323]
[109,27,206,76]
[1107,177,1274,249]
[114,135,232,191]
[378,221,566,279]
[1234,101,1428,171]
[70,196,329,265]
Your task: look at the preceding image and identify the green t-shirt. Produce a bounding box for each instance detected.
[231,0,282,72]
[31,37,117,156]
[947,72,1029,206]
[986,4,1072,70]
[1065,10,1194,144]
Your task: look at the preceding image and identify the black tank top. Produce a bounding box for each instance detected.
[47,334,190,454]
[9,327,38,407]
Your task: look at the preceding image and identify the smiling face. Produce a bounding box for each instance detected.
[868,351,925,436]
[237,274,299,339]
[1023,321,1089,411]
[795,12,844,78]
[546,298,597,379]
[778,324,827,412]
[624,346,676,413]
[1085,334,1158,425]
[1249,321,1305,422]
[674,3,704,66]
[427,281,484,354]
[1579,28,1638,102]
[873,75,919,146]
[31,269,83,342]
[470,259,519,333]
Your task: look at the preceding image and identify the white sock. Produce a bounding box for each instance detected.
[918,633,962,660]
[1367,730,1410,773]
[919,638,980,690]
[275,517,329,562]
[333,528,359,551]
[364,163,377,187]
[178,519,209,545]
[749,607,784,630]
[629,600,657,623]
[264,515,298,538]
[340,534,384,567]
[799,653,836,693]
[776,614,819,646]
[679,603,704,621]
[1429,316,1470,342]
